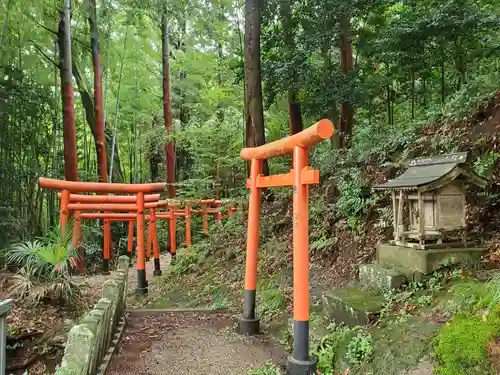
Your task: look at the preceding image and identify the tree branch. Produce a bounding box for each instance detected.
[28,16,57,36]
[30,40,59,68]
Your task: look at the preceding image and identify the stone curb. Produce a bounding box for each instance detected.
[55,255,130,375]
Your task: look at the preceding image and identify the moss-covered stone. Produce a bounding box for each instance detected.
[359,263,407,292]
[322,287,385,326]
[56,325,94,375]
[377,244,485,274]
[335,316,440,374]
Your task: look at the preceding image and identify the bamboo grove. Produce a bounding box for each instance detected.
[1,0,500,246]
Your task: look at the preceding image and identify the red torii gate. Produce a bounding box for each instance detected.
[58,192,161,273]
[40,178,165,294]
[237,120,334,375]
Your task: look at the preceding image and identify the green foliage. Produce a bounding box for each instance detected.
[6,224,76,277]
[334,168,373,231]
[486,272,500,311]
[446,280,490,314]
[5,226,81,306]
[257,277,287,321]
[169,243,210,276]
[313,323,374,374]
[6,342,23,351]
[432,273,500,374]
[474,151,500,179]
[80,222,105,273]
[345,330,374,367]
[248,363,282,375]
[434,313,500,375]
[314,323,351,374]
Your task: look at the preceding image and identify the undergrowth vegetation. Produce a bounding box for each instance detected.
[5,224,82,306]
[433,275,500,375]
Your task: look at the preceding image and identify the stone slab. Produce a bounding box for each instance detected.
[377,244,485,275]
[359,263,407,292]
[322,287,385,326]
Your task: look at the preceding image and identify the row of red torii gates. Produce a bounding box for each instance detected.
[38,119,334,375]
[50,185,238,276]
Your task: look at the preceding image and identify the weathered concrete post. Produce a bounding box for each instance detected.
[56,324,94,374]
[0,300,13,375]
[103,280,119,346]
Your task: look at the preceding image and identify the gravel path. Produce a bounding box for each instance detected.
[82,253,172,297]
[104,253,286,375]
[106,312,286,375]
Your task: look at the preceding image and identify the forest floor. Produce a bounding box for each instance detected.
[1,251,166,375]
[1,267,103,374]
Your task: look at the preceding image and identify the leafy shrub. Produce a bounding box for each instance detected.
[486,272,500,311]
[6,226,81,306]
[80,222,104,273]
[474,151,500,179]
[346,330,374,367]
[446,280,490,314]
[314,323,351,374]
[334,168,373,230]
[258,289,286,321]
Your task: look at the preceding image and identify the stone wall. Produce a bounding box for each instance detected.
[55,255,130,375]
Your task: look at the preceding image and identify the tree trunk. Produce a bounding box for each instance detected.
[72,61,125,182]
[288,91,303,135]
[441,44,446,104]
[244,0,268,175]
[109,26,128,182]
[89,0,108,183]
[162,14,175,197]
[49,38,59,227]
[321,43,338,148]
[58,0,78,181]
[149,118,160,182]
[423,76,427,108]
[0,0,12,59]
[280,0,302,135]
[387,85,392,125]
[411,70,415,119]
[338,14,354,148]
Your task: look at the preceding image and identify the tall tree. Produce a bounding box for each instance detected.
[162,13,175,197]
[338,12,354,148]
[244,0,268,175]
[58,0,78,181]
[280,0,303,135]
[88,0,108,183]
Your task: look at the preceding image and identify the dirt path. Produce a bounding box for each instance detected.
[83,253,172,298]
[103,254,286,375]
[106,312,286,375]
[125,253,171,295]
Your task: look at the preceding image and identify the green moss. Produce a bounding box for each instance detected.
[434,313,499,375]
[353,316,440,374]
[328,288,385,313]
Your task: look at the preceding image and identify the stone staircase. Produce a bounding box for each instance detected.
[322,242,485,327]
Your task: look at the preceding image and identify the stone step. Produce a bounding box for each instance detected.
[322,287,385,327]
[359,263,407,292]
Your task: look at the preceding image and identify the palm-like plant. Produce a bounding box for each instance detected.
[6,222,82,306]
